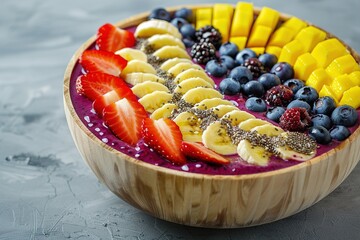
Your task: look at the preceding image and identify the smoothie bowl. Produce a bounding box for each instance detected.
[63,3,360,228]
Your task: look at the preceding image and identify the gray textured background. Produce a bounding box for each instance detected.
[1,0,360,239]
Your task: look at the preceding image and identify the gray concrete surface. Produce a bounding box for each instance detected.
[1,0,360,239]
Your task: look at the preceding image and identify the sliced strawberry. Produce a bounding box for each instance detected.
[142,118,186,165]
[76,72,128,101]
[103,98,147,146]
[181,141,230,165]
[93,87,137,116]
[96,23,136,52]
[80,50,127,76]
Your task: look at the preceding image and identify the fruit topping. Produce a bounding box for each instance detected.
[96,23,136,52]
[148,8,171,21]
[308,126,332,144]
[228,66,253,84]
[190,41,216,64]
[331,105,358,127]
[279,107,311,131]
[205,59,228,77]
[265,85,294,107]
[294,86,319,105]
[181,141,230,165]
[235,48,257,65]
[219,78,241,95]
[245,97,267,112]
[258,73,281,90]
[270,62,294,82]
[287,99,311,112]
[258,53,278,71]
[266,106,285,122]
[174,8,194,22]
[313,96,336,116]
[219,42,239,58]
[330,125,351,141]
[80,50,127,77]
[103,98,148,146]
[202,121,237,155]
[242,80,265,97]
[219,55,236,70]
[180,24,196,40]
[142,118,186,165]
[195,25,222,49]
[242,58,264,79]
[170,18,188,30]
[283,79,305,94]
[75,72,128,101]
[311,114,332,130]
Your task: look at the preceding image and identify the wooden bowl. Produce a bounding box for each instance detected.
[63,5,360,228]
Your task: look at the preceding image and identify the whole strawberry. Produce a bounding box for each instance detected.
[265,85,294,107]
[279,107,311,132]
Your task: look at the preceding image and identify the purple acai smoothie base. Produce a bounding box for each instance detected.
[69,26,360,175]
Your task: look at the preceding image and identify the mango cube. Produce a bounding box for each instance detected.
[340,86,360,108]
[254,7,280,31]
[267,27,297,47]
[306,68,332,92]
[247,25,272,47]
[349,71,360,86]
[230,36,247,49]
[196,8,212,29]
[230,2,253,37]
[213,19,231,42]
[213,4,233,19]
[311,38,348,68]
[278,39,306,66]
[250,47,265,55]
[319,85,339,105]
[294,53,318,80]
[326,54,360,78]
[282,17,307,33]
[330,74,356,100]
[295,26,326,52]
[265,46,282,58]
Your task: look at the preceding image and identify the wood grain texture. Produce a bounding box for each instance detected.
[63,5,360,228]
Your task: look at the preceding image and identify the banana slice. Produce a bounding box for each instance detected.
[202,121,237,155]
[211,105,239,118]
[131,81,169,98]
[160,58,192,71]
[115,48,147,62]
[182,87,223,104]
[174,111,203,142]
[167,62,203,77]
[145,34,185,50]
[151,103,178,120]
[138,91,172,113]
[194,98,234,110]
[275,132,316,161]
[173,78,213,95]
[251,124,284,136]
[174,69,215,86]
[238,119,269,131]
[125,73,165,85]
[237,140,270,166]
[134,19,182,39]
[120,60,156,78]
[153,46,191,60]
[221,110,255,126]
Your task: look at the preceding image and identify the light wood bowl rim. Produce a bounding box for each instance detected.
[63,4,360,181]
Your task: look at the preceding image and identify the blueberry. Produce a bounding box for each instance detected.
[220,55,235,70]
[309,126,332,144]
[287,99,311,112]
[270,62,294,82]
[331,105,358,127]
[219,42,239,58]
[283,79,305,94]
[242,80,265,97]
[311,114,332,129]
[258,73,281,90]
[205,59,228,77]
[330,125,351,141]
[235,48,257,65]
[180,24,195,39]
[219,78,241,95]
[313,96,336,116]
[149,8,171,21]
[246,97,267,112]
[183,38,195,48]
[266,107,285,122]
[171,18,188,30]
[174,8,193,22]
[294,86,319,105]
[258,53,277,70]
[228,66,253,84]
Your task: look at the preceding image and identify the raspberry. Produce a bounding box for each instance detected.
[279,107,311,132]
[265,85,294,107]
[242,58,264,79]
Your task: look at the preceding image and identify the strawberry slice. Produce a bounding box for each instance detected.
[93,87,137,116]
[142,118,186,165]
[181,141,230,165]
[103,98,147,146]
[76,72,128,101]
[96,23,136,52]
[80,50,127,76]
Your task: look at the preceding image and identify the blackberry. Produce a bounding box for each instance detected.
[242,58,264,79]
[195,25,222,49]
[190,41,216,64]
